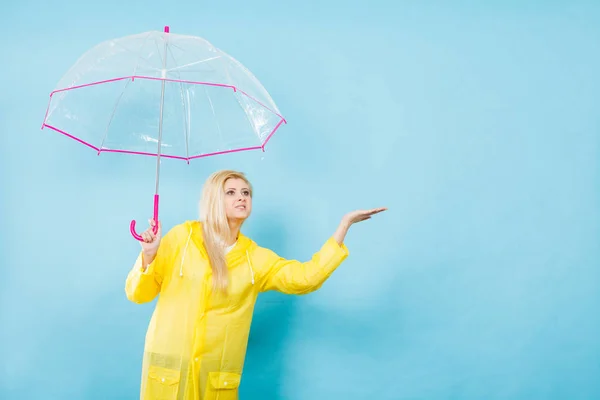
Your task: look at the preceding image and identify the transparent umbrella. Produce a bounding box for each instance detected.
[42,26,286,240]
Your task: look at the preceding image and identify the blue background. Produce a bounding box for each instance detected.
[1,1,599,399]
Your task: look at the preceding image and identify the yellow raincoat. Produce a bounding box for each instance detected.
[125,220,349,400]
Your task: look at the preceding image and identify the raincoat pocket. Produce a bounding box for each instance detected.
[204,371,241,400]
[144,365,181,400]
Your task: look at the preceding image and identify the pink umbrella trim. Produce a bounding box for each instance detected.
[41,75,287,162]
[42,118,285,163]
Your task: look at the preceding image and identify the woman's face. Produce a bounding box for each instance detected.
[224,178,252,222]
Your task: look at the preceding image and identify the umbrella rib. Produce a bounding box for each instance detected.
[184,88,190,160]
[165,43,191,161]
[131,31,154,76]
[165,41,180,77]
[112,35,156,73]
[153,38,164,70]
[221,59,260,147]
[205,88,223,146]
[99,78,132,152]
[166,41,186,53]
[167,56,222,73]
[233,94,260,144]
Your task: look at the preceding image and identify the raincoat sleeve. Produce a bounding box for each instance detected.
[258,237,349,294]
[125,226,178,304]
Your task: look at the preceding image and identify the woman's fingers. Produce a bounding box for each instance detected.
[362,208,386,217]
[147,219,161,237]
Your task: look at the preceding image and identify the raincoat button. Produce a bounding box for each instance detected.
[195,357,199,362]
[161,378,165,382]
[224,382,228,386]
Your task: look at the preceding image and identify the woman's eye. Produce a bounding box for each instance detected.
[226,190,235,195]
[243,190,250,196]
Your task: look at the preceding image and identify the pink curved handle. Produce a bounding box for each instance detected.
[130,194,160,241]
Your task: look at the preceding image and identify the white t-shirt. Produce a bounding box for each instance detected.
[225,242,237,254]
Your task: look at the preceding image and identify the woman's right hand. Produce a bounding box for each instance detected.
[140,219,162,258]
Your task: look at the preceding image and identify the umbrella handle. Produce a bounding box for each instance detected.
[130,195,160,241]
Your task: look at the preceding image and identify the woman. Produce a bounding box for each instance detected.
[125,170,386,400]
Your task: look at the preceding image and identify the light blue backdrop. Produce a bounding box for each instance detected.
[1,1,599,399]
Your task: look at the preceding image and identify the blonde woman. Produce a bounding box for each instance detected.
[125,170,386,400]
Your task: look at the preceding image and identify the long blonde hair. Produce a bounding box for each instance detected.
[199,170,253,292]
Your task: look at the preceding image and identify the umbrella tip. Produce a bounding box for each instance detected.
[164,26,170,33]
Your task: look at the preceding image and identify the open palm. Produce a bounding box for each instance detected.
[343,207,387,225]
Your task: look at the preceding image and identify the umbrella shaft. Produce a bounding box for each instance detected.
[155,78,166,194]
[155,33,169,195]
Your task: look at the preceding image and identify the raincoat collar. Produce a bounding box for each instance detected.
[179,220,255,283]
[184,220,253,261]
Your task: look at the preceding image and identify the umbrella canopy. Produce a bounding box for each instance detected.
[42,26,286,240]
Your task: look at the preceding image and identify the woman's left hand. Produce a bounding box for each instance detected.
[333,207,387,245]
[342,207,387,226]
